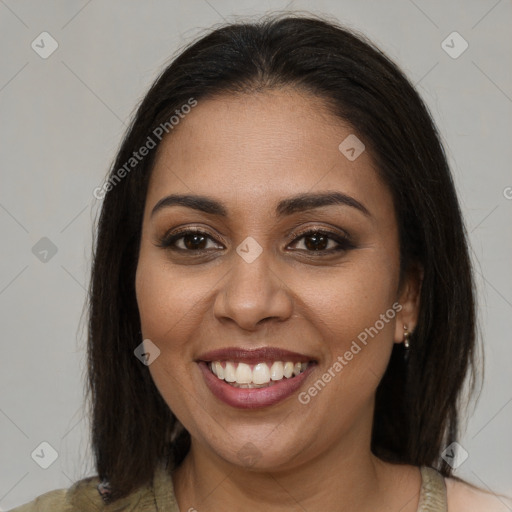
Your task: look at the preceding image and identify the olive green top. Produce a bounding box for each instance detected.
[9,465,446,511]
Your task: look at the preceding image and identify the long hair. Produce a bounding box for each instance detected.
[87,14,477,501]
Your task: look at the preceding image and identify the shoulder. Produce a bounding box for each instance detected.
[8,474,152,512]
[7,476,102,512]
[8,464,176,512]
[446,476,512,512]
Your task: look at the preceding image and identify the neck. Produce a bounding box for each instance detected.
[172,413,417,511]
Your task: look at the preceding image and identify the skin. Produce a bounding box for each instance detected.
[135,88,424,511]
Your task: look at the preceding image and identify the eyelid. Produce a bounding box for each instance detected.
[157,226,226,250]
[157,224,354,254]
[286,224,352,244]
[285,227,355,253]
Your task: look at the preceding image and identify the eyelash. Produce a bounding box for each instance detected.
[157,227,355,255]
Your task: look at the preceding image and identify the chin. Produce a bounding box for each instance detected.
[201,429,310,472]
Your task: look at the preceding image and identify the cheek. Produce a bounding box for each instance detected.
[298,255,399,390]
[304,257,398,338]
[135,253,210,349]
[135,255,206,426]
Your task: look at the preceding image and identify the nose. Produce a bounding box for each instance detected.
[213,250,294,331]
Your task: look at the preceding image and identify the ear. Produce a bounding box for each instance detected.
[394,263,423,344]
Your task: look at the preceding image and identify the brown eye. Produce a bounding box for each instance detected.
[159,229,224,251]
[288,230,354,253]
[182,233,208,250]
[303,232,330,251]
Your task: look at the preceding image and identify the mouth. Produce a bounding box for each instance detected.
[196,347,317,409]
[207,360,310,388]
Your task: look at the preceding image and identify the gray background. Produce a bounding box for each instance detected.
[1,0,511,509]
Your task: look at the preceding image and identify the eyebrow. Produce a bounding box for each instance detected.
[150,191,371,218]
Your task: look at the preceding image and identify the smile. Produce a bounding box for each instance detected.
[197,347,316,409]
[208,361,309,388]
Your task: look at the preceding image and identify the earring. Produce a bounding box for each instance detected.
[403,324,411,349]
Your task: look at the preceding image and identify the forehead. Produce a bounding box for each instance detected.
[146,89,393,221]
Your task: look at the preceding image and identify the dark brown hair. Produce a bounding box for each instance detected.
[88,14,477,501]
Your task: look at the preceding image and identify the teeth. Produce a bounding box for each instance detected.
[224,361,236,382]
[235,362,252,384]
[209,360,310,387]
[253,363,271,385]
[214,361,224,379]
[283,362,294,378]
[270,361,284,381]
[231,381,275,389]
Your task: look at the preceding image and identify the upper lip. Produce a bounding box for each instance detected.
[196,347,316,364]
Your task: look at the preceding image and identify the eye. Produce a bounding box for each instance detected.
[157,227,354,255]
[287,229,354,253]
[158,228,224,251]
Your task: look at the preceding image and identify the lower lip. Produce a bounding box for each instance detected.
[198,362,315,409]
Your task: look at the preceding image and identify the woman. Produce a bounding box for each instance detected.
[11,15,511,512]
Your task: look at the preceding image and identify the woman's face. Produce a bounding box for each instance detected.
[136,89,420,470]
